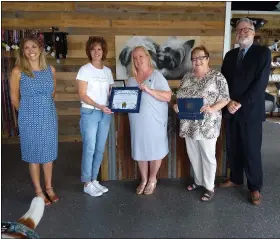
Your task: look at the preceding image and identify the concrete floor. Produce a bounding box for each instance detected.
[1,122,280,238]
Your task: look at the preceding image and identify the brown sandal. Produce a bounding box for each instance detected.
[251,191,262,206]
[136,181,147,195]
[201,189,215,202]
[144,180,157,195]
[36,191,51,206]
[45,187,59,203]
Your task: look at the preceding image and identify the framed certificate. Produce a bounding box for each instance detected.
[177,98,204,120]
[108,87,142,113]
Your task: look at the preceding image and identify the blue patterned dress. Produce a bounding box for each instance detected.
[18,65,58,164]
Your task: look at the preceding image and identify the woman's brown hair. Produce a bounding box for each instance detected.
[16,35,47,78]
[191,45,210,59]
[85,36,108,61]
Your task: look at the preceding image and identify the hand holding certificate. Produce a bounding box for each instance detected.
[108,87,142,113]
[177,98,204,120]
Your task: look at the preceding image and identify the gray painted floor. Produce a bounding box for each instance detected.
[2,121,280,238]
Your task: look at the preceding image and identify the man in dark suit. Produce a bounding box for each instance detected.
[220,18,271,205]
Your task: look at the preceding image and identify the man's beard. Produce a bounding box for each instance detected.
[238,37,253,46]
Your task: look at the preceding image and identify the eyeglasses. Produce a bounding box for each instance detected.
[235,28,254,34]
[191,56,208,62]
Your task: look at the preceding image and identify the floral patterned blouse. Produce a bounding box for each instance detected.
[176,68,230,140]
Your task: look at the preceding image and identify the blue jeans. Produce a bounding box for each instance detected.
[80,107,112,182]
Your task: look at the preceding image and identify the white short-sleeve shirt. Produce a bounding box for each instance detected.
[76,63,114,109]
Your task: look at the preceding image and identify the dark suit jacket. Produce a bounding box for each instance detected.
[221,45,271,122]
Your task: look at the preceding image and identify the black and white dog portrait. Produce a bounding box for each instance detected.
[116,36,198,80]
[157,37,194,80]
[116,36,160,79]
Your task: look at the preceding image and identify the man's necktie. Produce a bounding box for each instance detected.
[236,48,245,71]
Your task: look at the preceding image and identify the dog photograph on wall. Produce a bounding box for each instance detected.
[116,36,201,80]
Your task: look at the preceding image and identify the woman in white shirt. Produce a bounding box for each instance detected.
[76,36,114,197]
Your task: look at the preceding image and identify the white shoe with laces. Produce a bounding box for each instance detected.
[91,180,109,193]
[84,182,103,197]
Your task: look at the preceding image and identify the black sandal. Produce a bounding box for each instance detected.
[201,190,215,202]
[186,183,200,191]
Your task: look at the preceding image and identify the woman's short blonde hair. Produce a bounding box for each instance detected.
[16,35,48,78]
[130,46,154,77]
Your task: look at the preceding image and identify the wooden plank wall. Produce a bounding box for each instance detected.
[2,1,227,180]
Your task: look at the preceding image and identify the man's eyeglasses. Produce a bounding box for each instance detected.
[191,56,208,62]
[235,28,254,34]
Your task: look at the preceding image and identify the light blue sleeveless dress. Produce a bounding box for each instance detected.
[18,65,58,164]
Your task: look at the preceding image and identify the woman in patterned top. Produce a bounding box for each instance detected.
[173,45,230,201]
[9,35,59,205]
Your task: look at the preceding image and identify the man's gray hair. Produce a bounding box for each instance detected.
[236,18,255,31]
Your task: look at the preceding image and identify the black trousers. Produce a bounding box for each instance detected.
[226,117,263,192]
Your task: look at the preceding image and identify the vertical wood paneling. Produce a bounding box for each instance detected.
[176,123,190,178]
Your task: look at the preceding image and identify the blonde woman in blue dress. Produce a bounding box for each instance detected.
[127,46,172,195]
[10,35,59,205]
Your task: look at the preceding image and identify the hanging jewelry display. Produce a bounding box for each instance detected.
[1,27,68,64]
[43,27,68,64]
[1,30,18,137]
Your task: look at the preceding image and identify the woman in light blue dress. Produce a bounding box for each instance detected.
[127,46,172,195]
[10,35,58,205]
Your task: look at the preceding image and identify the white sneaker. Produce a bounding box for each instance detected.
[91,180,109,193]
[84,182,103,197]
